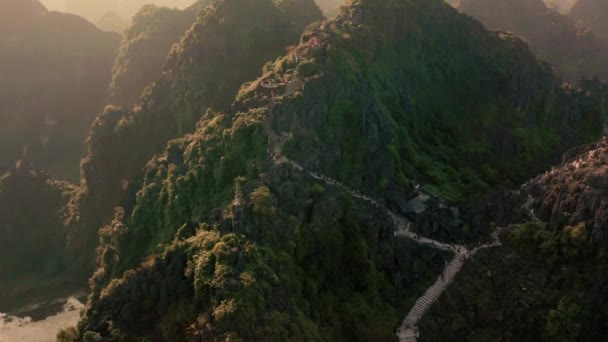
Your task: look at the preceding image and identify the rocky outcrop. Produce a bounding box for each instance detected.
[78,0,608,340]
[81,157,450,340]
[261,0,605,204]
[66,0,323,275]
[108,1,217,106]
[418,127,608,338]
[419,220,608,341]
[523,135,608,245]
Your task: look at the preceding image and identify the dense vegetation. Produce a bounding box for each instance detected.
[66,0,323,277]
[420,221,608,341]
[68,0,608,340]
[0,0,120,181]
[108,1,217,106]
[524,135,608,246]
[452,0,608,82]
[419,129,608,341]
[77,110,452,339]
[278,0,604,203]
[3,0,608,340]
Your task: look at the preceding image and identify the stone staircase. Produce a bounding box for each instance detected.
[397,253,466,340]
[259,72,502,342]
[396,329,418,342]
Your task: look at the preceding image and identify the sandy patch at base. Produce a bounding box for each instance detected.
[0,297,83,342]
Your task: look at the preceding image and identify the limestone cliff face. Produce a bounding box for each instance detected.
[66,0,323,275]
[477,77,608,245]
[108,1,217,106]
[77,0,608,340]
[524,135,608,246]
[81,162,449,340]
[454,0,608,82]
[419,217,608,341]
[254,0,604,204]
[0,0,120,181]
[415,90,608,339]
[419,130,608,341]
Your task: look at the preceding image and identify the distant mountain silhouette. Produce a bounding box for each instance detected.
[454,0,608,81]
[0,0,120,180]
[570,0,608,47]
[96,11,128,33]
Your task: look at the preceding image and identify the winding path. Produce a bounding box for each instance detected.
[260,74,501,342]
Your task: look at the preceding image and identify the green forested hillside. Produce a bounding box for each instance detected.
[278,0,604,202]
[420,220,608,341]
[4,0,608,340]
[72,0,607,340]
[108,1,217,106]
[419,133,608,340]
[65,0,323,277]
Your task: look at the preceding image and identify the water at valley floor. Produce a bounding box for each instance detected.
[0,295,84,342]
